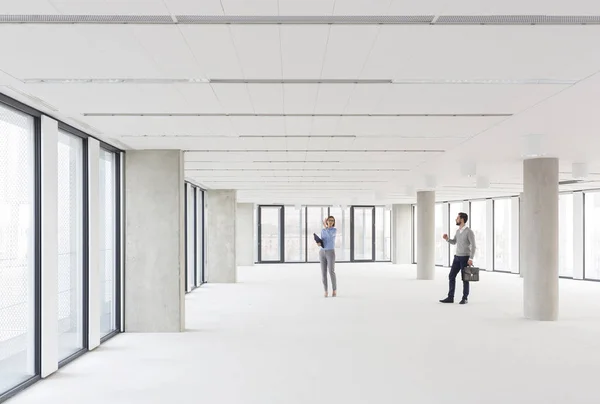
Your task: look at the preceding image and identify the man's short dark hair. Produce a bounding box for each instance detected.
[459,212,469,223]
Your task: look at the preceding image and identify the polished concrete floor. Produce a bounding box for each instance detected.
[8,263,600,404]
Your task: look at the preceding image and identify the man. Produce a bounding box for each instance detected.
[440,212,476,305]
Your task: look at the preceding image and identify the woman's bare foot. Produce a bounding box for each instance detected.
[332,291,337,297]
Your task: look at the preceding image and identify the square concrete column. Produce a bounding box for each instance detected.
[523,158,559,321]
[236,203,254,267]
[392,204,412,265]
[417,191,435,280]
[125,150,185,332]
[207,190,237,283]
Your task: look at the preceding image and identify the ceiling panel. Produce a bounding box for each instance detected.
[230,116,286,135]
[278,0,336,15]
[164,0,225,14]
[179,25,243,78]
[246,84,284,114]
[332,0,394,15]
[320,25,381,79]
[283,84,318,114]
[336,116,505,137]
[310,117,341,135]
[345,137,456,150]
[374,84,569,114]
[221,0,278,15]
[313,84,355,114]
[172,84,225,114]
[284,117,313,136]
[280,25,330,78]
[0,25,162,79]
[343,84,390,114]
[230,25,282,79]
[50,1,169,14]
[360,26,416,79]
[211,83,254,113]
[83,115,235,136]
[128,26,200,78]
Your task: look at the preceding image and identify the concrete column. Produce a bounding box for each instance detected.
[125,150,185,332]
[392,204,412,265]
[523,158,559,321]
[236,203,254,266]
[207,190,237,283]
[416,191,435,280]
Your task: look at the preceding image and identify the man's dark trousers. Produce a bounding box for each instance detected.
[448,255,470,299]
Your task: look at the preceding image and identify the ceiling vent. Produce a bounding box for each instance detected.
[435,15,600,25]
[0,14,173,24]
[175,15,435,24]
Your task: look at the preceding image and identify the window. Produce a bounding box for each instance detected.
[494,199,513,271]
[329,207,350,262]
[259,206,282,262]
[434,203,446,266]
[375,206,392,261]
[469,201,487,270]
[352,207,374,261]
[0,103,36,394]
[99,149,117,337]
[185,184,195,292]
[284,206,305,262]
[307,207,328,262]
[195,190,204,286]
[56,131,84,360]
[559,194,574,278]
[448,202,464,259]
[584,192,600,280]
[412,205,418,263]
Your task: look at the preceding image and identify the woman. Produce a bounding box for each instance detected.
[319,216,337,297]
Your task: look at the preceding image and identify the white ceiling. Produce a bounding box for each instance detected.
[2,0,600,204]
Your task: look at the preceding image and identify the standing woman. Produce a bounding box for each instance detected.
[319,216,337,297]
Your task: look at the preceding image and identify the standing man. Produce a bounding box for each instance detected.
[440,212,476,305]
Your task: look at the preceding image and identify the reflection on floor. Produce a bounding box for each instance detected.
[9,264,600,404]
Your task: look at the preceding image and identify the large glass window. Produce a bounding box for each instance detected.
[585,192,600,280]
[448,202,464,259]
[259,206,282,262]
[329,206,350,262]
[99,149,117,337]
[375,206,392,261]
[195,190,204,286]
[559,194,574,278]
[307,207,328,262]
[284,206,305,262]
[412,205,418,263]
[352,207,374,261]
[0,103,36,393]
[56,131,84,360]
[434,203,446,266]
[493,199,513,271]
[185,185,195,292]
[469,201,487,269]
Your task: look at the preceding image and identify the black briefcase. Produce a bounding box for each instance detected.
[462,266,480,282]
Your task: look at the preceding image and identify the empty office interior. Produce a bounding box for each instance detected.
[2,1,600,403]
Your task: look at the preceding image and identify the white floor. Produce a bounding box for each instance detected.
[9,263,600,404]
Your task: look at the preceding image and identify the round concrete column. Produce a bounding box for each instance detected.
[523,158,559,321]
[417,191,435,280]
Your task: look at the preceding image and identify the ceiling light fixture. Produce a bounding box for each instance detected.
[23,78,210,84]
[238,135,356,138]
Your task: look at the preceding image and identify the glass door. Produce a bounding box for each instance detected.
[351,206,375,262]
[258,206,283,262]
